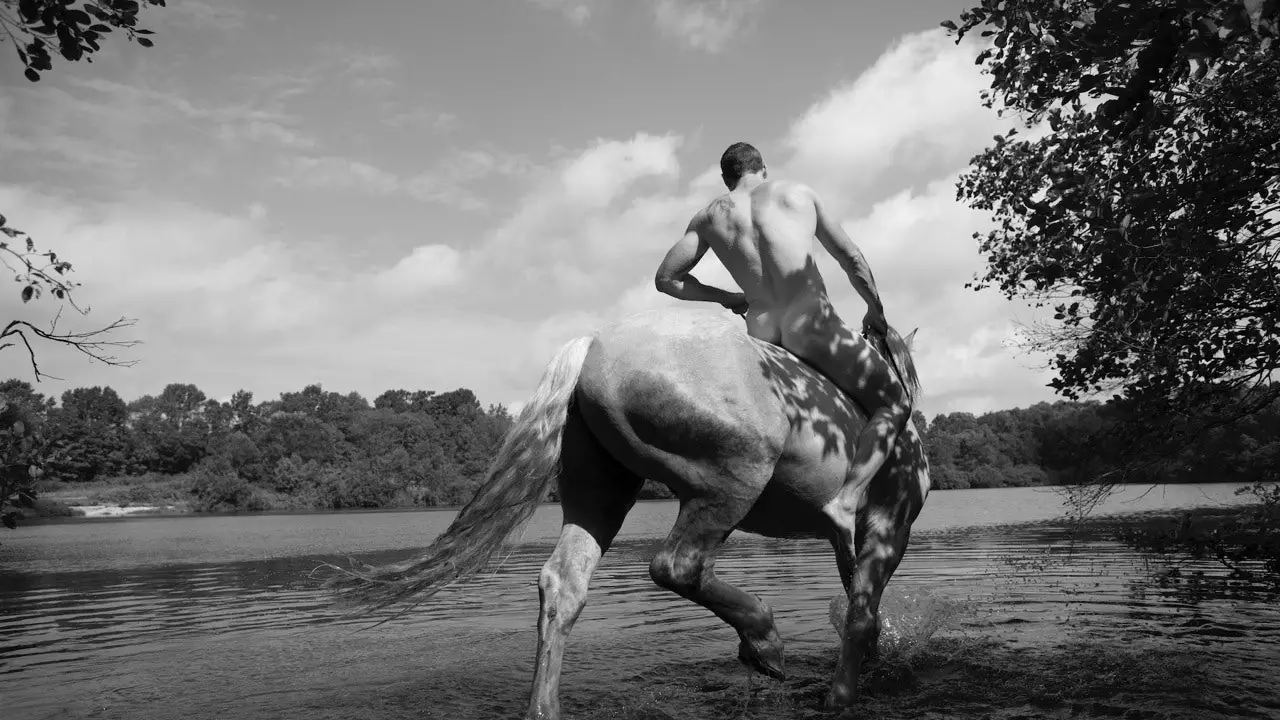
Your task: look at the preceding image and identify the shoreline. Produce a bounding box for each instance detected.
[37,480,1263,522]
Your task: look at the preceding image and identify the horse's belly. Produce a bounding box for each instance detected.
[735,432,849,539]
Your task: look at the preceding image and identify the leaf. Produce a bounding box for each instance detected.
[12,421,24,436]
[24,68,40,82]
[21,286,33,303]
[136,37,154,47]
[941,20,958,31]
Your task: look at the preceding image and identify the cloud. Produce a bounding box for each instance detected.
[0,24,1059,420]
[783,29,1005,213]
[559,134,682,207]
[527,0,599,25]
[0,185,503,402]
[162,1,246,31]
[383,108,458,133]
[374,245,466,294]
[275,147,528,209]
[278,156,401,195]
[405,148,531,210]
[651,0,767,53]
[471,133,688,300]
[219,120,316,150]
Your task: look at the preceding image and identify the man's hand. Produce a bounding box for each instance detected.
[721,294,749,316]
[862,306,888,337]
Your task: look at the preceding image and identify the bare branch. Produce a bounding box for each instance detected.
[0,316,140,382]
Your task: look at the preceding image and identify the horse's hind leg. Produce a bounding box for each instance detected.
[649,487,786,680]
[825,506,913,711]
[527,410,643,720]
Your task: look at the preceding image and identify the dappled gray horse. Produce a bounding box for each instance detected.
[329,308,930,718]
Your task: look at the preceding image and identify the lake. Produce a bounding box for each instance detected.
[2,483,1278,720]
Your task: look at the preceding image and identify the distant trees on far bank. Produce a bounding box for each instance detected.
[916,395,1280,491]
[2,377,1276,516]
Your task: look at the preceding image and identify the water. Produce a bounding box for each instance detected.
[1,484,1277,719]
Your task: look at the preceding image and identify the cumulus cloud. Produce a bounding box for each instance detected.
[0,185,497,402]
[1,24,1059,418]
[784,29,1005,214]
[374,245,466,294]
[651,0,767,53]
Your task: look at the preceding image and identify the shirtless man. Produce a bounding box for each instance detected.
[654,142,920,524]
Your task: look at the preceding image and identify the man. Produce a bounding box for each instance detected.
[654,142,920,524]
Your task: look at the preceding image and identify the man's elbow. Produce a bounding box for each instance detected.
[654,273,679,296]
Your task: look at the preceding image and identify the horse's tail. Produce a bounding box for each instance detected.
[871,324,922,408]
[324,335,595,612]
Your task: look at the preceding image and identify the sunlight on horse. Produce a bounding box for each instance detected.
[326,307,930,719]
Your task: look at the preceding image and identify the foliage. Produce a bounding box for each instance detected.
[947,0,1280,470]
[11,374,1278,518]
[0,384,46,531]
[0,0,165,82]
[12,380,518,513]
[922,393,1280,490]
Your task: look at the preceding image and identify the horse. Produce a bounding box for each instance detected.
[327,307,931,719]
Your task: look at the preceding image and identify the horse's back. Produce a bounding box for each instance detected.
[575,308,929,537]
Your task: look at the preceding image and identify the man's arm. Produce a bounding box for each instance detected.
[810,189,885,317]
[655,217,747,311]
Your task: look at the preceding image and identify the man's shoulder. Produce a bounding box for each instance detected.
[691,194,732,221]
[767,179,816,197]
[761,179,818,208]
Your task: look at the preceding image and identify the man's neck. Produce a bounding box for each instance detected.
[734,174,767,192]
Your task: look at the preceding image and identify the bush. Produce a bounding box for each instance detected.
[188,457,255,512]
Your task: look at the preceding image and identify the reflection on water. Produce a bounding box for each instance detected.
[1,485,1277,719]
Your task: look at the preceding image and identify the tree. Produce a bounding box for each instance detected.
[45,385,130,481]
[0,388,46,529]
[947,0,1280,470]
[0,0,165,81]
[0,0,162,379]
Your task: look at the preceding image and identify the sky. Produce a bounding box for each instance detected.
[0,0,1061,419]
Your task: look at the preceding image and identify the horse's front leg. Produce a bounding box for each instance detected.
[822,507,908,711]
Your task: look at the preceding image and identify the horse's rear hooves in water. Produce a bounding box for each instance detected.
[737,636,787,680]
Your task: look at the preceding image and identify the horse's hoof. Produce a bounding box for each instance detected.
[823,683,857,711]
[737,636,786,680]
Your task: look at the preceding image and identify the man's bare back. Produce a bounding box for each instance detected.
[654,142,920,530]
[692,179,875,346]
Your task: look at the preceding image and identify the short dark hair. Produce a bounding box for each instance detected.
[720,142,765,186]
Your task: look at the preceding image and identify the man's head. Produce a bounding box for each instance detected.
[720,142,766,189]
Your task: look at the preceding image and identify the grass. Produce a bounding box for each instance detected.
[36,473,193,509]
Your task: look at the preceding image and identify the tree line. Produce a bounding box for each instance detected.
[3,377,1276,519]
[915,395,1279,491]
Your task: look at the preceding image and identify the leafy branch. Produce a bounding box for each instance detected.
[0,0,165,81]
